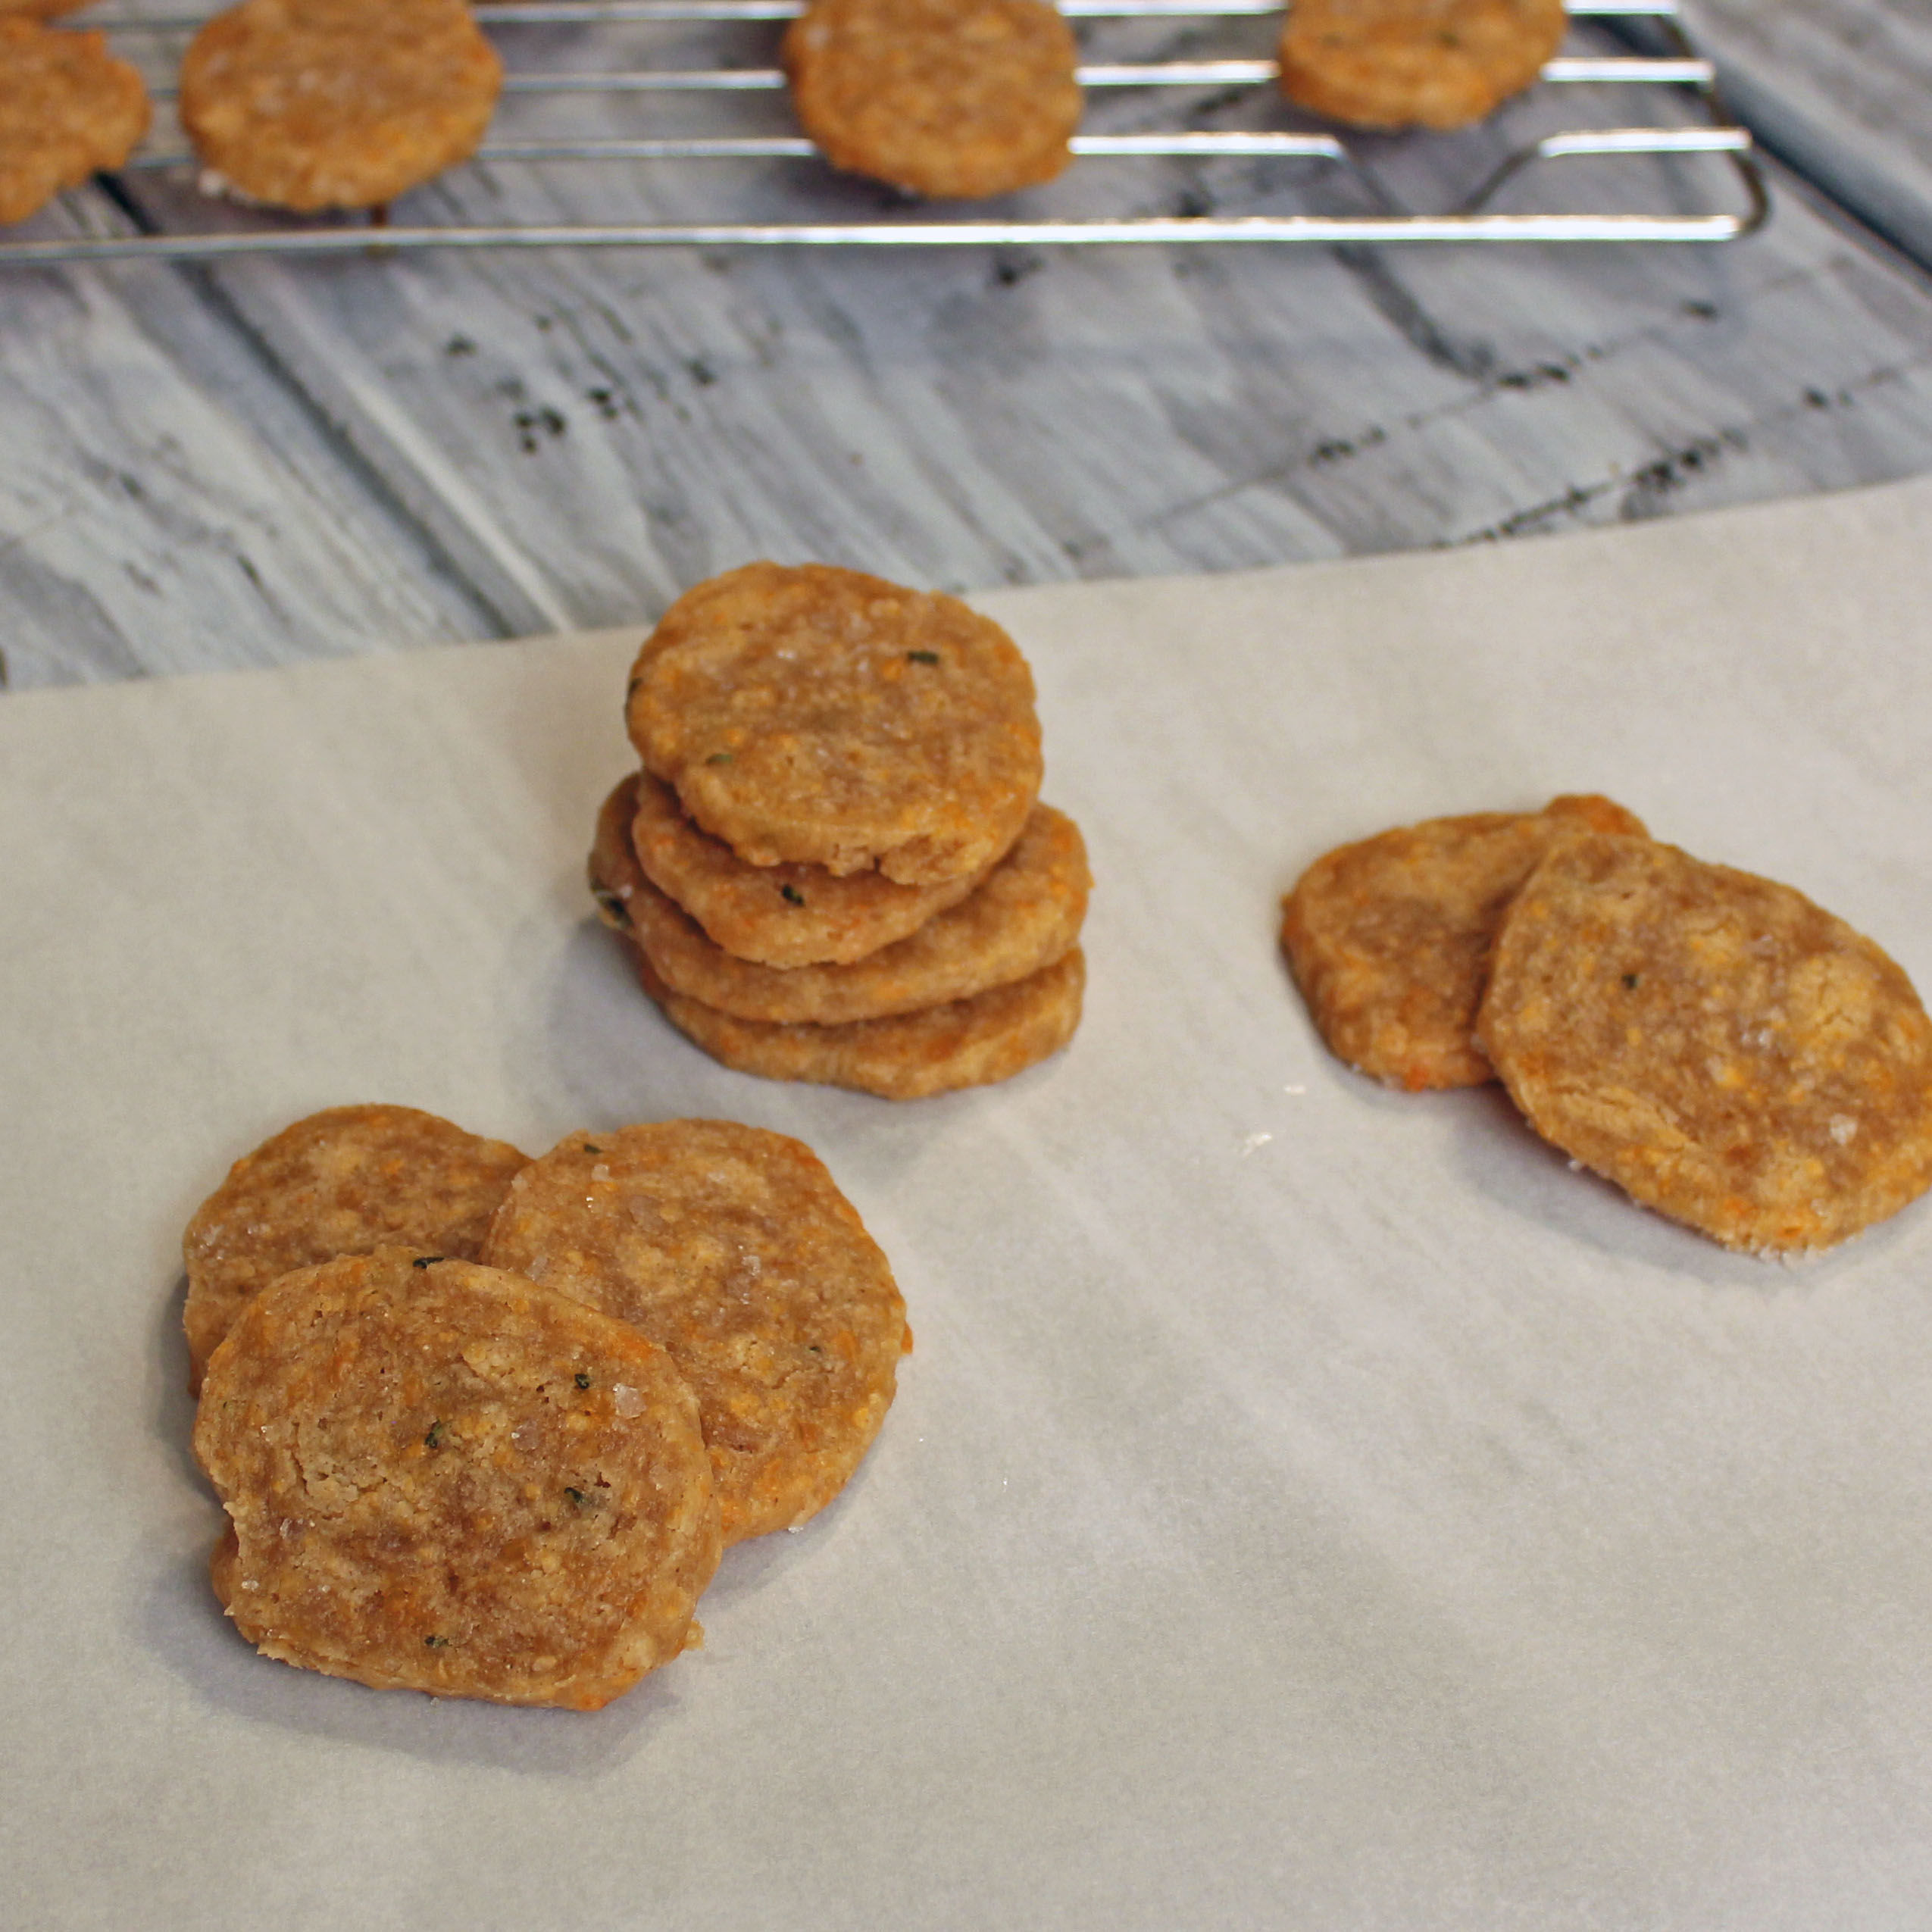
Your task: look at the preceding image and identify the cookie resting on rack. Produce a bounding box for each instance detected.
[484,1121,908,1545]
[0,0,90,20]
[1279,0,1568,131]
[1282,794,1648,1091]
[627,561,1043,886]
[596,775,1089,1024]
[0,22,150,228]
[195,1249,722,1708]
[179,0,502,211]
[632,942,1086,1099]
[1477,833,1932,1255]
[621,767,997,969]
[181,1103,529,1389]
[783,0,1082,200]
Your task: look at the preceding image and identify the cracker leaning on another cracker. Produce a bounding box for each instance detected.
[1281,795,1646,1092]
[1478,833,1932,1256]
[1284,802,1932,1255]
[183,1106,911,1702]
[195,1249,721,1709]
[182,1103,529,1390]
[484,1121,908,1545]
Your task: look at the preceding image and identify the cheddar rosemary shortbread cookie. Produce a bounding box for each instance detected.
[621,770,994,969]
[1,0,90,22]
[0,22,149,228]
[783,0,1081,200]
[598,777,1089,1024]
[180,0,501,212]
[183,1105,528,1388]
[627,563,1043,886]
[635,944,1085,1100]
[1477,834,1932,1255]
[1279,0,1567,131]
[195,1249,721,1708]
[484,1121,907,1544]
[1282,794,1647,1092]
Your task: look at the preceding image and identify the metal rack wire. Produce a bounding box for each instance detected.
[3,0,1768,266]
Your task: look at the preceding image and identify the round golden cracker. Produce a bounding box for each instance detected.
[179,0,502,213]
[783,0,1081,201]
[1,0,90,23]
[183,1104,528,1390]
[623,768,996,969]
[598,776,1088,1024]
[1281,794,1649,1092]
[1279,0,1567,131]
[633,943,1085,1100]
[483,1121,907,1546]
[626,562,1043,887]
[194,1249,721,1709]
[1477,833,1932,1255]
[0,23,150,229]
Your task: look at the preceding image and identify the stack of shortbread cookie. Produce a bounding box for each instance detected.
[593,561,1091,1099]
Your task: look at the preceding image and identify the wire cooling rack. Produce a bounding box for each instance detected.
[4,0,1768,266]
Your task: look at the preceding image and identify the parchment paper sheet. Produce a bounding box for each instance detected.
[4,476,1931,1931]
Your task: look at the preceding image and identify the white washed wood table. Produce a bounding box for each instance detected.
[3,0,1930,689]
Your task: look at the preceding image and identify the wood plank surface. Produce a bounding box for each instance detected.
[1684,0,1932,273]
[0,192,494,692]
[7,5,1932,686]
